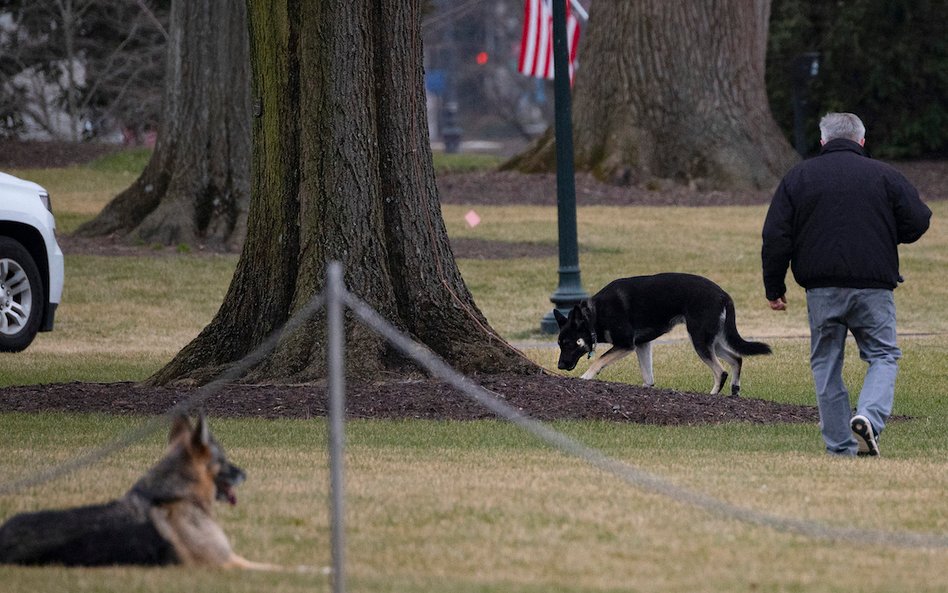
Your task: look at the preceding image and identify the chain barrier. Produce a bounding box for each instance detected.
[2,269,946,551]
[342,289,948,550]
[0,294,324,496]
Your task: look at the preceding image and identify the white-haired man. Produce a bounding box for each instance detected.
[761,112,931,456]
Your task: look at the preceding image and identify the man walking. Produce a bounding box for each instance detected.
[761,112,931,456]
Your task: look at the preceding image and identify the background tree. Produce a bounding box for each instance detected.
[0,0,168,141]
[151,0,536,385]
[507,0,799,191]
[767,0,948,158]
[421,0,553,142]
[74,0,249,249]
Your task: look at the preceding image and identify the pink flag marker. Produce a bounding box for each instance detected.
[465,210,481,228]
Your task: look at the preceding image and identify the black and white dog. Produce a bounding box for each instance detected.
[554,273,771,395]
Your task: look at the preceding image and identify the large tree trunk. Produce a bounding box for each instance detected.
[151,0,536,385]
[508,0,798,190]
[74,0,250,250]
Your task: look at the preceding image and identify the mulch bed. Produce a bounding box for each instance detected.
[0,139,122,168]
[436,161,947,206]
[438,170,773,206]
[0,376,819,425]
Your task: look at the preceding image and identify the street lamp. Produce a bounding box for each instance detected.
[791,51,820,157]
[539,0,587,334]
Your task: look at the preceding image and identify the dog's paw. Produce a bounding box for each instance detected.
[643,383,654,388]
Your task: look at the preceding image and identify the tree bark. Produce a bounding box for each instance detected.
[151,0,537,385]
[74,0,250,250]
[507,0,798,191]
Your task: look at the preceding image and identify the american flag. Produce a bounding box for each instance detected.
[518,0,581,82]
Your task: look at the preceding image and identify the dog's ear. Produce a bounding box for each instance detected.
[168,414,192,444]
[578,300,592,322]
[191,413,211,450]
[553,308,567,328]
[568,303,589,328]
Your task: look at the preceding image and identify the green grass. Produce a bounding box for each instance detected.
[12,153,148,235]
[0,415,945,592]
[0,254,236,386]
[445,202,948,340]
[1,156,946,592]
[84,147,153,173]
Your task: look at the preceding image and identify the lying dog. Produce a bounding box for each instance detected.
[554,273,771,395]
[0,414,277,569]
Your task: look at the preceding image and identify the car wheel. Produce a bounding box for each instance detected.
[0,236,44,352]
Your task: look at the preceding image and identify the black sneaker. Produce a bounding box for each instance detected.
[851,415,880,456]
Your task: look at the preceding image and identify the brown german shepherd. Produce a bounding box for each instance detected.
[0,415,277,569]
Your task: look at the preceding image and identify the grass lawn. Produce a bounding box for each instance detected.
[0,153,945,592]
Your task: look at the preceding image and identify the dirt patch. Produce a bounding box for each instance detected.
[56,234,227,258]
[438,170,773,207]
[436,161,947,206]
[891,160,948,202]
[0,140,122,169]
[0,376,819,425]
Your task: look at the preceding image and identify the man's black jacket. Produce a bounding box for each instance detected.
[761,139,931,301]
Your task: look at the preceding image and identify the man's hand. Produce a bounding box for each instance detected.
[768,296,787,311]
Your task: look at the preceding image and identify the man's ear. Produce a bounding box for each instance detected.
[169,415,192,444]
[553,308,567,328]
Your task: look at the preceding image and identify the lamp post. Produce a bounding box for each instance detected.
[439,0,462,154]
[791,52,820,157]
[539,0,587,334]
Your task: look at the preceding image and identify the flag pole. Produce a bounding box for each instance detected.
[569,0,588,22]
[539,0,588,334]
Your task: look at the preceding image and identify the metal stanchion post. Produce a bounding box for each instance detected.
[326,261,346,593]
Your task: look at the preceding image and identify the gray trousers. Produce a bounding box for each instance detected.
[806,288,901,455]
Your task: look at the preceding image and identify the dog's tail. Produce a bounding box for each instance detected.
[722,299,772,356]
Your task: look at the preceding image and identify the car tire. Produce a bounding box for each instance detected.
[0,236,44,352]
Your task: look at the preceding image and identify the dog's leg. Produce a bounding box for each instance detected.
[709,366,728,395]
[150,505,277,570]
[714,341,743,396]
[634,342,655,387]
[580,347,633,380]
[688,330,727,394]
[223,554,286,571]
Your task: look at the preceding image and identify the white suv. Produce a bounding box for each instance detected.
[0,172,64,351]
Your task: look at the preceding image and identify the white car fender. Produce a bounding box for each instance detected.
[0,172,64,318]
